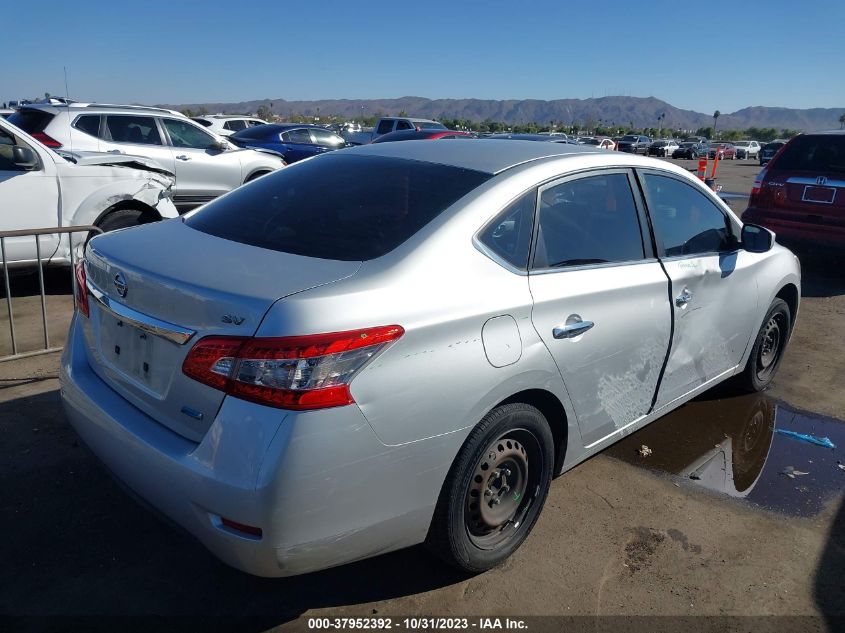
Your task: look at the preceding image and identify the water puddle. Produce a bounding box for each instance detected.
[606,393,844,517]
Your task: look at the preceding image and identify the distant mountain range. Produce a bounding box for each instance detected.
[160,96,845,131]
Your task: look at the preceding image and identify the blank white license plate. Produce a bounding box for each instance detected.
[802,185,836,204]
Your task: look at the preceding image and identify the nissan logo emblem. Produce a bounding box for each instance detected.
[113,272,128,298]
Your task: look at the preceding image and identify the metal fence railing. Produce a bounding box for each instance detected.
[1,226,102,362]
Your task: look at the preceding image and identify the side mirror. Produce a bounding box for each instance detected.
[213,139,229,151]
[741,223,773,253]
[12,146,38,170]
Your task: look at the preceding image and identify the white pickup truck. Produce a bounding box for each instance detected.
[0,117,178,268]
[344,116,447,145]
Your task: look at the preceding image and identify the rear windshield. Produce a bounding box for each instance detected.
[186,154,491,261]
[770,135,845,174]
[7,109,55,134]
[232,124,282,140]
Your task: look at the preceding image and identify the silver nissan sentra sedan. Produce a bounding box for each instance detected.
[60,140,800,576]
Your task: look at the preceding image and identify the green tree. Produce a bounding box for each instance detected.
[398,109,408,117]
[256,105,272,121]
[713,110,721,136]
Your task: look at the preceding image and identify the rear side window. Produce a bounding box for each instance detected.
[192,118,212,127]
[641,174,733,257]
[281,128,313,144]
[7,109,54,134]
[396,120,413,131]
[73,115,101,137]
[478,190,536,270]
[770,135,845,174]
[533,173,645,268]
[186,154,491,261]
[105,115,162,145]
[224,119,247,131]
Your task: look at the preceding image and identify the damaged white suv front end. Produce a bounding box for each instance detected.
[0,117,178,268]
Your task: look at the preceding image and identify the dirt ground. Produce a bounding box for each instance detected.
[1,159,843,632]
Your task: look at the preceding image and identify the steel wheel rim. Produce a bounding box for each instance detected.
[465,429,541,550]
[757,314,784,378]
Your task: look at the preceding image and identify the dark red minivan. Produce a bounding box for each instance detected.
[743,131,845,249]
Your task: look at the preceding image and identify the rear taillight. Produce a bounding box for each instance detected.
[74,261,89,318]
[31,132,61,148]
[182,325,404,410]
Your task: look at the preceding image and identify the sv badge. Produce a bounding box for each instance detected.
[221,314,246,325]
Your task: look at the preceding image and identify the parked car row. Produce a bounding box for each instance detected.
[7,103,286,211]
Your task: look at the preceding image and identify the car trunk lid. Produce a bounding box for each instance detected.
[80,219,361,441]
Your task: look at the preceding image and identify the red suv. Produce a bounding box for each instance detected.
[743,131,845,249]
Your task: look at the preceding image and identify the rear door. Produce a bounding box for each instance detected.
[160,117,241,207]
[637,170,760,408]
[765,134,845,225]
[99,114,175,175]
[529,169,672,446]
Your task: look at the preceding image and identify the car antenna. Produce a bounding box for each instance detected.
[64,66,74,155]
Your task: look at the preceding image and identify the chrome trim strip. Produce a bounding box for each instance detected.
[87,280,196,345]
[787,176,845,188]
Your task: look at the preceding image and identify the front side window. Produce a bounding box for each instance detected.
[396,120,413,131]
[162,118,217,149]
[478,190,536,270]
[186,154,491,261]
[532,173,645,269]
[376,120,395,135]
[310,128,345,147]
[105,115,162,145]
[641,173,734,257]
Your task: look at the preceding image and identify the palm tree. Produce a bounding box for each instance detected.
[839,113,845,129]
[713,110,721,137]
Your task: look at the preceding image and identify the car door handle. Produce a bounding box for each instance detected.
[176,155,191,161]
[553,316,595,339]
[675,287,694,307]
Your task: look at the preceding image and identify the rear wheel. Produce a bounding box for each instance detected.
[736,298,791,392]
[426,403,554,573]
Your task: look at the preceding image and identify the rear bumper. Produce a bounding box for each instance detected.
[743,208,845,249]
[60,315,452,576]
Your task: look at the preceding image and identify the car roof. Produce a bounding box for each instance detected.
[18,102,184,117]
[348,139,604,174]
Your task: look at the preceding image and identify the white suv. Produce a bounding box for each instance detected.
[191,115,267,136]
[0,116,177,267]
[8,104,285,211]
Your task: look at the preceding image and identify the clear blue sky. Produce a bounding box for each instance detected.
[4,0,844,114]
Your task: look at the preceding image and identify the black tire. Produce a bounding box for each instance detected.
[426,403,554,573]
[245,170,270,183]
[97,208,148,232]
[736,298,791,392]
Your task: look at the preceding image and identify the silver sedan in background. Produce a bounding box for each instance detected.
[60,141,800,577]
